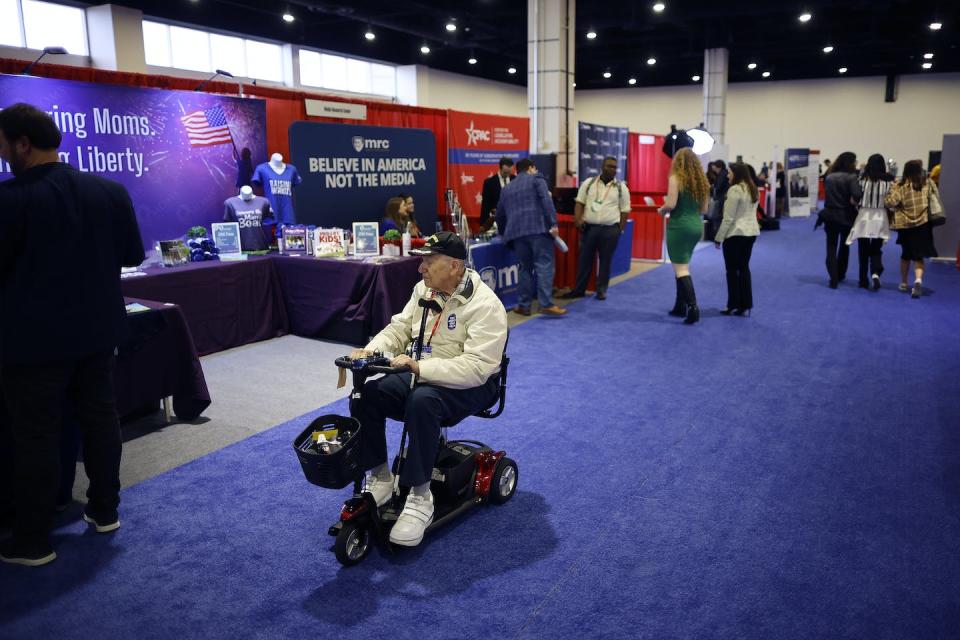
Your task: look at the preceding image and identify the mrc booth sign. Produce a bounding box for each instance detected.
[289,121,437,231]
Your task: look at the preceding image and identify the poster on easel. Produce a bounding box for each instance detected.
[785,148,811,216]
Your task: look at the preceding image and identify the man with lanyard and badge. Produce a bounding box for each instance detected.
[561,156,631,301]
[348,232,508,547]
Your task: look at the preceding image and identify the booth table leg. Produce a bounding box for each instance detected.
[163,396,174,423]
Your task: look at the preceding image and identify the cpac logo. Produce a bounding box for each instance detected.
[352,136,390,152]
[465,120,491,146]
[460,173,475,185]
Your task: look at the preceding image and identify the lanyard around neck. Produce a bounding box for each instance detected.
[592,178,615,203]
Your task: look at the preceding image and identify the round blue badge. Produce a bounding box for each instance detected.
[447,314,457,330]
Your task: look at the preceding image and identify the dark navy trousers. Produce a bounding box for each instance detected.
[352,372,498,487]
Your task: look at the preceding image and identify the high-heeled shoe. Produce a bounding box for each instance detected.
[732,308,752,317]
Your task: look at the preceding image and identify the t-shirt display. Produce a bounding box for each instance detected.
[252,163,301,227]
[223,195,272,251]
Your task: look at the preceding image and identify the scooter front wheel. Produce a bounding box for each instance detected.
[334,522,372,566]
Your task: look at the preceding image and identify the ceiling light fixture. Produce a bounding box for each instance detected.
[929,22,942,31]
[922,62,933,69]
[822,45,833,53]
[747,62,757,70]
[468,57,477,65]
[653,2,666,12]
[838,67,847,74]
[799,12,812,23]
[628,77,637,85]
[586,31,597,39]
[692,75,700,82]
[282,12,295,23]
[762,71,771,78]
[647,57,656,65]
[445,22,457,32]
[603,71,612,78]
[364,30,375,41]
[420,45,431,54]
[923,52,934,59]
[508,66,517,74]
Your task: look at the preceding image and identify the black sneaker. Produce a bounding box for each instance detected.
[82,509,120,533]
[0,538,57,567]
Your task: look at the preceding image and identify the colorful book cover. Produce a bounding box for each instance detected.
[282,225,309,254]
[352,222,380,257]
[313,227,345,258]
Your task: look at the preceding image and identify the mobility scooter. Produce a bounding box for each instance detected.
[294,298,516,566]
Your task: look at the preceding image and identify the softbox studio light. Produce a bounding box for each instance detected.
[662,125,694,158]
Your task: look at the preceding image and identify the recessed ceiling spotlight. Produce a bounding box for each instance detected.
[922,62,933,69]
[923,52,934,59]
[822,45,834,53]
[420,45,431,54]
[586,31,597,39]
[929,22,942,31]
[603,71,612,78]
[364,30,376,41]
[508,66,517,74]
[799,12,812,23]
[762,71,771,78]
[653,2,666,12]
[445,22,457,32]
[572,82,576,87]
[628,77,637,85]
[647,57,657,65]
[468,57,477,65]
[282,12,295,23]
[692,75,700,81]
[838,67,848,73]
[747,62,757,70]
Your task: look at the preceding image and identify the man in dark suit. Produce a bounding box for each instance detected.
[479,157,514,233]
[0,103,145,566]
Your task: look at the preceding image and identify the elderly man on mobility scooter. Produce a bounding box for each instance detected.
[349,231,508,547]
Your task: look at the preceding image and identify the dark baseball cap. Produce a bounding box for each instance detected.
[409,231,467,259]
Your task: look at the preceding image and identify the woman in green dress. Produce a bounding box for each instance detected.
[658,148,711,324]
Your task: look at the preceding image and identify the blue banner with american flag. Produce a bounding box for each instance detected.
[181,106,234,147]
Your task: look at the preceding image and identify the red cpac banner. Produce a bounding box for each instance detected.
[447,110,529,221]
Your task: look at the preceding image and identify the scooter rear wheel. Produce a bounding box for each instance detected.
[489,457,518,504]
[334,522,371,566]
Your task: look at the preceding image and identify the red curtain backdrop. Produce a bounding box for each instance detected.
[627,132,672,195]
[0,58,450,217]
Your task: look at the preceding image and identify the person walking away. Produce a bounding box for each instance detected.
[846,154,892,291]
[715,163,760,315]
[820,152,862,288]
[884,160,941,298]
[658,148,711,324]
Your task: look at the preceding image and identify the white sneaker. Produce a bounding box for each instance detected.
[389,492,434,547]
[363,474,393,507]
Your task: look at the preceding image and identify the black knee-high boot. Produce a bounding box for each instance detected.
[679,275,699,324]
[668,278,686,317]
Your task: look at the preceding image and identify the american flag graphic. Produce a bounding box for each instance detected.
[180,106,233,147]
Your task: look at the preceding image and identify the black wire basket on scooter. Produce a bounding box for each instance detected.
[294,415,363,489]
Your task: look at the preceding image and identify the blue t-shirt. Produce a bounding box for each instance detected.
[224,195,271,251]
[252,163,301,226]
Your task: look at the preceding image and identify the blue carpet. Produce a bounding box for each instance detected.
[2,219,959,639]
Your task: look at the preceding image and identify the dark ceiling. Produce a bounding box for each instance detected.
[111,0,959,89]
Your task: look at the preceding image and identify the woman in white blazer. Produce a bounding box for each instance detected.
[715,163,761,315]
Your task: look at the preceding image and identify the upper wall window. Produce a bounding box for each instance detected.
[2,0,88,55]
[299,48,396,98]
[143,19,283,83]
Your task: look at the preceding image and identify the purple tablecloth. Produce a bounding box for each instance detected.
[120,257,288,356]
[116,298,211,421]
[273,255,422,345]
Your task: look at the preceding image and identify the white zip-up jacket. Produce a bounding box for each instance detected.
[365,269,508,390]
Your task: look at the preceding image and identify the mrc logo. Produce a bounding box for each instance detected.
[479,264,519,292]
[352,136,391,152]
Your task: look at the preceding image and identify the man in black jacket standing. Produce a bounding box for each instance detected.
[0,103,145,566]
[478,157,514,233]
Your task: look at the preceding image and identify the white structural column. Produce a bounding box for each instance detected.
[86,4,147,73]
[527,0,576,186]
[703,48,728,145]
